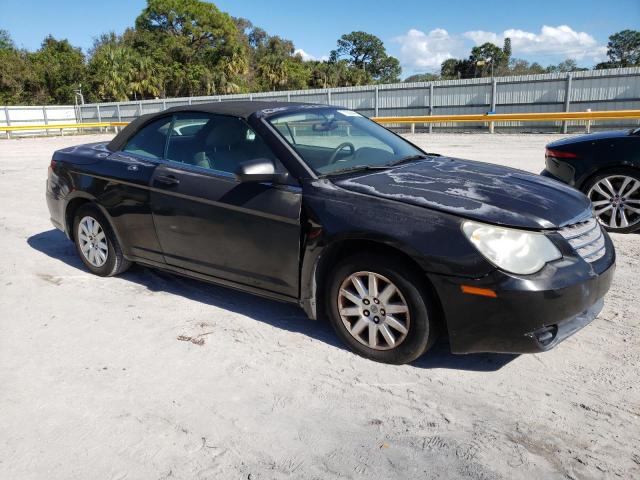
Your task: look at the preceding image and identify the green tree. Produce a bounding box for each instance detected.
[132,0,245,96]
[31,36,87,104]
[329,31,401,82]
[603,29,640,67]
[508,58,546,75]
[404,73,439,82]
[0,29,14,50]
[255,36,309,91]
[469,42,508,77]
[307,59,370,88]
[502,37,512,61]
[0,30,38,105]
[440,58,475,79]
[545,59,587,73]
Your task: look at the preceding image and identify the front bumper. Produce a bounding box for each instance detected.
[428,240,615,354]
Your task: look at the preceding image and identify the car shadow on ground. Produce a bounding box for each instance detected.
[27,229,518,372]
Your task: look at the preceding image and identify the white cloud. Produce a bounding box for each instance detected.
[394,24,606,75]
[294,48,329,62]
[464,25,606,62]
[393,28,465,73]
[463,30,499,45]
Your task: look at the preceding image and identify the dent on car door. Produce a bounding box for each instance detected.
[150,113,302,298]
[96,116,173,263]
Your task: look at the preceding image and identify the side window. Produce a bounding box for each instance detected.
[122,117,171,159]
[165,113,278,174]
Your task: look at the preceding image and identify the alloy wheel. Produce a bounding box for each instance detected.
[77,216,109,268]
[587,175,640,231]
[337,271,410,351]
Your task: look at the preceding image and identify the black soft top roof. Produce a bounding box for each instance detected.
[106,100,330,151]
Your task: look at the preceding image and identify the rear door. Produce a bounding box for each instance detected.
[150,112,302,298]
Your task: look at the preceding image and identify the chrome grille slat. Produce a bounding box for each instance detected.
[577,235,605,258]
[558,218,606,263]
[558,218,598,240]
[568,225,601,249]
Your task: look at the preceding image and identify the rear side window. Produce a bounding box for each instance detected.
[122,117,172,159]
[165,113,278,173]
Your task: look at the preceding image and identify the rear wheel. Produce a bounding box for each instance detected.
[73,204,131,276]
[583,168,640,233]
[326,253,438,364]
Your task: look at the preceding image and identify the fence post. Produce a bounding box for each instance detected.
[249,93,253,101]
[42,106,50,136]
[116,103,122,133]
[287,92,291,102]
[327,89,331,105]
[489,78,497,134]
[562,73,573,134]
[4,106,10,139]
[374,86,379,117]
[429,84,434,134]
[137,101,143,118]
[96,104,103,133]
[586,108,592,133]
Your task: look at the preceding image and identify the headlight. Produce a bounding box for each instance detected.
[462,220,561,275]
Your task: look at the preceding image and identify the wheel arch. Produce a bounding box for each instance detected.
[64,195,125,251]
[302,238,444,328]
[577,164,640,191]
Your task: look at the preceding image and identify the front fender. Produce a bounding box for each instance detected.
[298,179,494,318]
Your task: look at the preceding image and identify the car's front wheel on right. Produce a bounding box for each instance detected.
[326,253,439,364]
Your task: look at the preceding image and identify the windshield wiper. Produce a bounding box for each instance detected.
[387,153,430,167]
[325,164,392,177]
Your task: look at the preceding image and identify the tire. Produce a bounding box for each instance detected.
[325,253,438,364]
[73,204,131,277]
[581,167,640,234]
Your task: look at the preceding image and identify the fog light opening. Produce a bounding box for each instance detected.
[533,325,558,347]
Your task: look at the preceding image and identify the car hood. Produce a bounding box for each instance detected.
[333,156,592,230]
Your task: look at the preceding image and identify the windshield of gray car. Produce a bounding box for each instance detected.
[267,108,425,176]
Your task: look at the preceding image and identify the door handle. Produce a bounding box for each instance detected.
[155,175,180,187]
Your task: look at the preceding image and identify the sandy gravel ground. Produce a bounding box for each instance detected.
[0,133,638,480]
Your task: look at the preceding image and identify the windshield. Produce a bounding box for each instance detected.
[267,108,425,175]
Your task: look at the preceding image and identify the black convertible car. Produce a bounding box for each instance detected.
[46,102,615,364]
[543,128,640,233]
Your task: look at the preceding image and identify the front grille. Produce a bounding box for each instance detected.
[558,218,606,263]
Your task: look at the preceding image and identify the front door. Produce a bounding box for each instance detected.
[150,112,302,298]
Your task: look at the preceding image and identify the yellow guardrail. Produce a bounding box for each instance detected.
[0,110,638,135]
[0,121,128,132]
[372,109,640,124]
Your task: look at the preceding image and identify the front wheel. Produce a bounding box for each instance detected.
[583,168,640,233]
[326,253,438,364]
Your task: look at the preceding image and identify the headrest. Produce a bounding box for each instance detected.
[205,118,245,147]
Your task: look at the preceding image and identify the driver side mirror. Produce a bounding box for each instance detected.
[234,158,289,184]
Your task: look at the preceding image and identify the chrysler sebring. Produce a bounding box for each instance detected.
[46,102,615,364]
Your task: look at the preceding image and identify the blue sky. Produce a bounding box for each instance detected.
[1,0,638,75]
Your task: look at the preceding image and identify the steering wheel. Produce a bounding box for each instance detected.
[328,142,356,164]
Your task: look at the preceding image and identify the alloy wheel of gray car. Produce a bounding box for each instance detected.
[587,174,640,232]
[77,215,109,268]
[337,271,411,350]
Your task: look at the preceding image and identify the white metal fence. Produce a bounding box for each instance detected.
[2,67,639,136]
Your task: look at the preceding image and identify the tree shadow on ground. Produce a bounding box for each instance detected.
[27,229,518,372]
